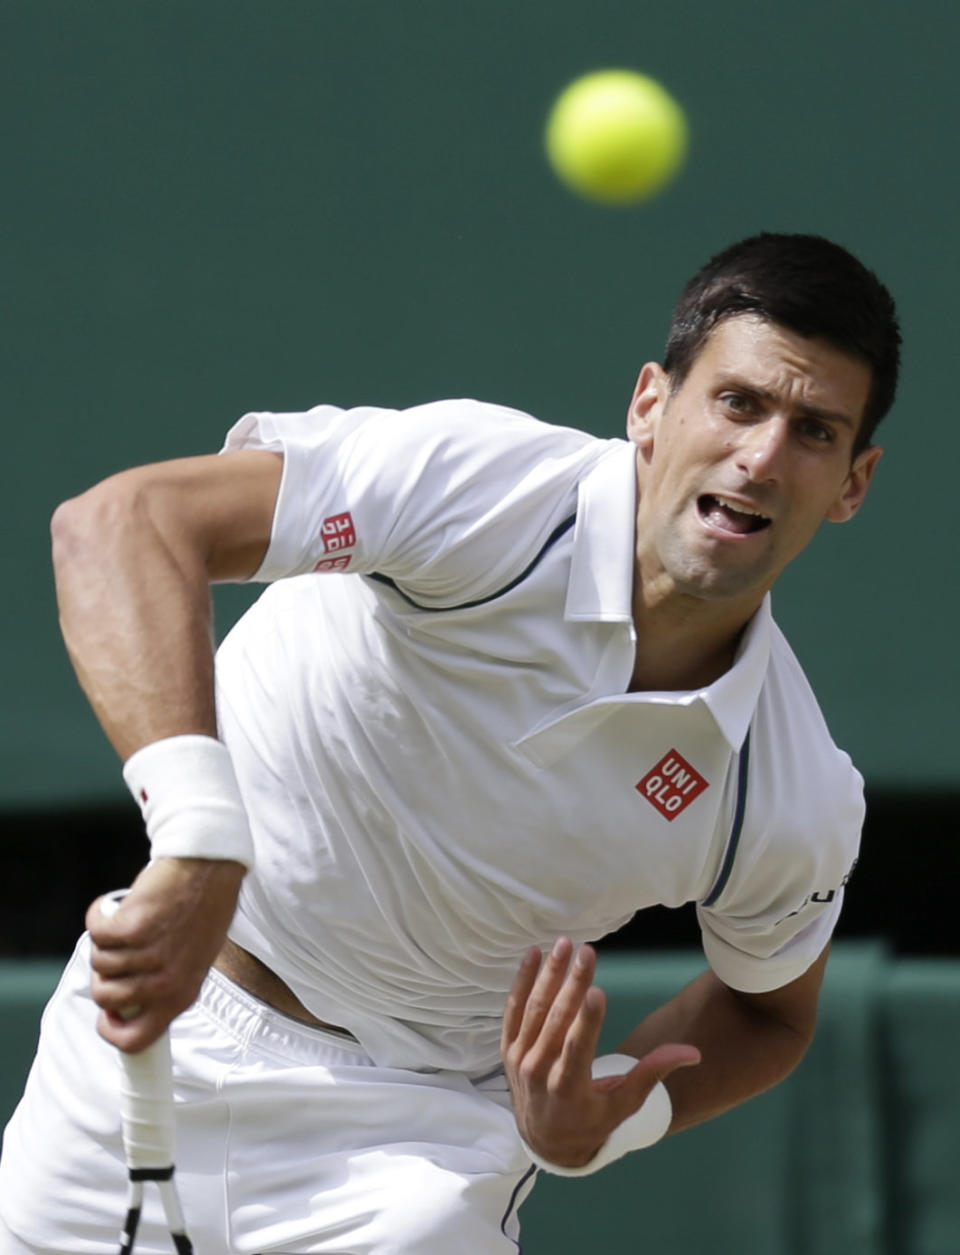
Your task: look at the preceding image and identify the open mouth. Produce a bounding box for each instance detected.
[697,494,772,536]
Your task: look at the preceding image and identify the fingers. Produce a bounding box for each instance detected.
[88,891,157,1013]
[90,957,174,1051]
[86,883,192,1051]
[86,891,152,951]
[90,962,162,1014]
[86,860,243,1054]
[598,1043,702,1121]
[514,937,577,1054]
[93,960,192,1052]
[532,945,601,1069]
[501,947,542,1052]
[556,984,607,1083]
[97,1005,172,1054]
[502,938,606,1082]
[640,1041,703,1077]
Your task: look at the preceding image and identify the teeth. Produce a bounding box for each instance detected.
[714,495,768,520]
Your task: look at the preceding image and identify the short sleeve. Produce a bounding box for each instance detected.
[221,399,601,601]
[698,885,850,994]
[695,670,865,994]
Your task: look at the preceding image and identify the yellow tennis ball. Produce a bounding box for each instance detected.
[545,69,688,205]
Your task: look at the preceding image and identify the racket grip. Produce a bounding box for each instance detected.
[119,1033,176,1172]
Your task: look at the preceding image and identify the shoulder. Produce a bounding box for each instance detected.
[226,396,613,590]
[224,397,605,508]
[758,623,862,800]
[406,397,598,440]
[389,399,606,478]
[362,402,616,604]
[741,622,864,885]
[225,397,600,455]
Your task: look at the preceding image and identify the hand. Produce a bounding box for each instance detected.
[501,938,701,1168]
[87,856,245,1053]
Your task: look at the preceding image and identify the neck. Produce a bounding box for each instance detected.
[629,575,760,692]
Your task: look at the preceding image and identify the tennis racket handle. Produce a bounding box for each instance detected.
[119,1033,176,1172]
[100,889,177,1173]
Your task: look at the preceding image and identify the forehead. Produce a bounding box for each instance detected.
[687,315,872,423]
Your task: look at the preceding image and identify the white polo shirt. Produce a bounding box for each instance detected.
[216,399,863,1074]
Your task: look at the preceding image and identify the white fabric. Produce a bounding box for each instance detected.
[122,735,254,869]
[211,399,863,1073]
[0,936,533,1255]
[521,1054,671,1176]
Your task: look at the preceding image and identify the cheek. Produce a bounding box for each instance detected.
[655,419,715,466]
[783,499,835,550]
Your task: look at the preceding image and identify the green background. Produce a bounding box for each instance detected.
[2,0,957,805]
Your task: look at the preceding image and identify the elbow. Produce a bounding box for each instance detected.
[50,492,94,576]
[778,1021,816,1081]
[50,475,141,576]
[727,984,819,1085]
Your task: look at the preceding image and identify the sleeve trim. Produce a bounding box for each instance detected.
[364,512,577,611]
[701,729,752,907]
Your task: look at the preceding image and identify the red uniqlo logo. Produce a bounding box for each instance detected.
[314,554,352,572]
[636,750,709,821]
[321,512,356,553]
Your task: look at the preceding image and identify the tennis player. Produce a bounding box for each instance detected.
[0,233,899,1253]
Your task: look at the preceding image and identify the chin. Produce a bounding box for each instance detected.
[666,556,771,603]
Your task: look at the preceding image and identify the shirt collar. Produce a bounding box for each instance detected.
[698,597,772,749]
[565,440,637,623]
[564,437,771,750]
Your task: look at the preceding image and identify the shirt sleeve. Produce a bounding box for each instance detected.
[695,688,865,994]
[221,399,598,602]
[698,883,851,994]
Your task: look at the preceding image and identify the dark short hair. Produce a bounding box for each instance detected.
[663,233,901,455]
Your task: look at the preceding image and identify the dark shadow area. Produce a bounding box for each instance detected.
[603,786,958,955]
[0,787,956,958]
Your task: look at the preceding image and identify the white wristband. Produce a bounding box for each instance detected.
[521,1054,672,1177]
[123,735,255,870]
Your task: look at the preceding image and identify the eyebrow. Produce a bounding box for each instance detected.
[719,381,858,430]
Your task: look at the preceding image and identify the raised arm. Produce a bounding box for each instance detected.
[51,450,282,755]
[51,450,283,1051]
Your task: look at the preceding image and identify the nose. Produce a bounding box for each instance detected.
[735,417,790,483]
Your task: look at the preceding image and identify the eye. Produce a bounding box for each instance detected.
[719,391,754,416]
[797,418,835,443]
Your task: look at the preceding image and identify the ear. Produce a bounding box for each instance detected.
[826,445,883,523]
[626,362,669,454]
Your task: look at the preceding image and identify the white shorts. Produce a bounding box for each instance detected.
[0,937,536,1254]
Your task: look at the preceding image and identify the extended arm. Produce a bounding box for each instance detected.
[502,937,827,1169]
[51,450,283,1051]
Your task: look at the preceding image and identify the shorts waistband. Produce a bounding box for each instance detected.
[196,964,373,1067]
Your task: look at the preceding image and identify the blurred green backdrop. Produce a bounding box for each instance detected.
[2,0,957,805]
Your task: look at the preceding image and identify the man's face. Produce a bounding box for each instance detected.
[627,314,882,608]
